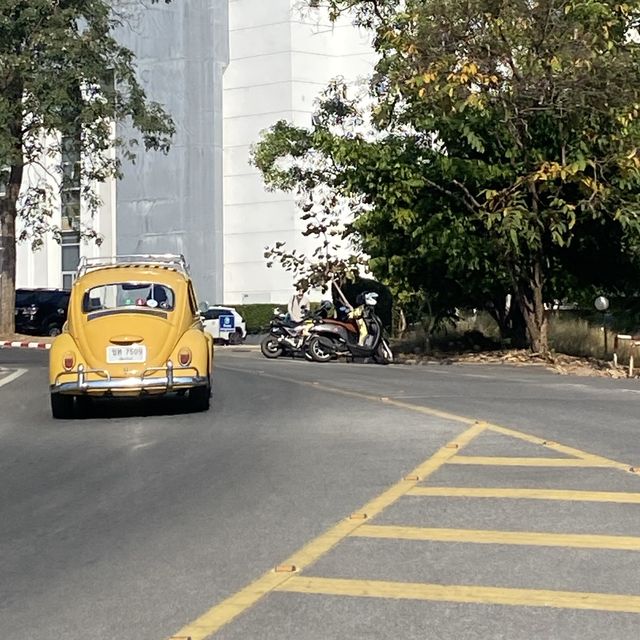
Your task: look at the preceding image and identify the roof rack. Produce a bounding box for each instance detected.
[76,254,190,278]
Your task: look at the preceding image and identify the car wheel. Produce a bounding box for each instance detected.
[76,395,92,418]
[260,335,283,359]
[229,329,243,345]
[47,323,62,337]
[189,385,211,412]
[51,394,74,419]
[308,337,333,363]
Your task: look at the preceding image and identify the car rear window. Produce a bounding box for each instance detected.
[82,283,175,313]
[16,290,69,308]
[203,308,229,320]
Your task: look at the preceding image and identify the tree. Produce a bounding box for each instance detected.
[0,0,175,335]
[254,83,518,345]
[299,0,640,352]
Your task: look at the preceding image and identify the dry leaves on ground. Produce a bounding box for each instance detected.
[395,349,631,379]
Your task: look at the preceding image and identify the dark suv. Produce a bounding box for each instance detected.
[15,289,70,336]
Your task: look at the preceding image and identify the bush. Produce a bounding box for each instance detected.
[338,277,393,330]
[234,304,287,334]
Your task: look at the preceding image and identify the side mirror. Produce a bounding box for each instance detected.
[198,301,210,314]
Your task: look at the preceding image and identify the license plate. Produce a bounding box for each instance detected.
[106,345,146,363]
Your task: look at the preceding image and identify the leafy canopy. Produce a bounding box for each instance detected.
[0,0,175,243]
[256,0,640,350]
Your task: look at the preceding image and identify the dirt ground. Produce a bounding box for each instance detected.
[1,333,633,379]
[395,349,632,379]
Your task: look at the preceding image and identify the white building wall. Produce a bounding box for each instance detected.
[114,0,229,304]
[15,137,115,290]
[223,0,376,304]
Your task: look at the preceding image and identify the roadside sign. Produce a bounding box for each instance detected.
[219,314,235,332]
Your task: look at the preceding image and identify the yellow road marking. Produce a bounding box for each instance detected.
[168,364,639,639]
[218,363,633,471]
[448,456,612,467]
[484,423,630,469]
[218,364,478,426]
[165,421,488,639]
[352,524,640,551]
[407,486,640,503]
[277,576,640,614]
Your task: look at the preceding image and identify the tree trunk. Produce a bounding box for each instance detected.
[516,260,549,353]
[0,164,22,336]
[508,300,529,349]
[0,77,25,336]
[487,294,528,348]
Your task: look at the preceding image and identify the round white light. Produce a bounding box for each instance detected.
[594,296,609,312]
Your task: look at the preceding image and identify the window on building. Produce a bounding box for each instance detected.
[61,231,80,290]
[61,130,81,288]
[61,135,81,233]
[100,69,116,112]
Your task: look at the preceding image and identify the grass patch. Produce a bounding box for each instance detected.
[395,311,637,364]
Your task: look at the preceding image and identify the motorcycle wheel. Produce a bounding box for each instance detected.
[308,336,333,363]
[260,335,283,359]
[375,341,393,365]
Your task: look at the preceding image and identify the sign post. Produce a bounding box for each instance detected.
[594,296,610,355]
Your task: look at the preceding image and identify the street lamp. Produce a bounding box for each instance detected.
[594,295,610,354]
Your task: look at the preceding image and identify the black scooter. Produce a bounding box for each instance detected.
[306,293,393,364]
[260,303,331,359]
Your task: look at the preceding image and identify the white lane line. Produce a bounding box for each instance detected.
[0,368,27,388]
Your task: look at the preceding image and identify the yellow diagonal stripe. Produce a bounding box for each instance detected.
[164,421,488,639]
[277,576,640,614]
[351,524,640,551]
[448,456,611,467]
[484,423,631,470]
[407,486,640,503]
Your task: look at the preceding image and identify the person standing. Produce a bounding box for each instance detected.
[287,288,310,322]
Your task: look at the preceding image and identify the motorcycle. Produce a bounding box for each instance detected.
[306,292,393,364]
[260,303,331,359]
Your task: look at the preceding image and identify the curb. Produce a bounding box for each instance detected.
[0,341,52,350]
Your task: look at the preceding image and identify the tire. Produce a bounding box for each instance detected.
[76,395,92,418]
[260,335,283,359]
[375,341,393,365]
[308,336,334,363]
[51,394,74,419]
[189,385,211,412]
[47,323,62,337]
[229,329,243,345]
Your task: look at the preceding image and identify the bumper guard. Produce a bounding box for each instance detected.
[51,360,209,395]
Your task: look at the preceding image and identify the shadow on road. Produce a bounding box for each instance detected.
[68,395,204,421]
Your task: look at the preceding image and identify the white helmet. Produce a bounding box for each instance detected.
[364,292,378,306]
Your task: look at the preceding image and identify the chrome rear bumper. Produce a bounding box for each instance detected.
[51,361,209,396]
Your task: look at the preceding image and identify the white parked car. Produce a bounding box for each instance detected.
[202,306,247,345]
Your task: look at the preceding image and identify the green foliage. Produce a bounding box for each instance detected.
[339,276,393,330]
[234,304,288,334]
[256,0,640,351]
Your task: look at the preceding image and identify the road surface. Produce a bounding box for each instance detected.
[1,348,639,639]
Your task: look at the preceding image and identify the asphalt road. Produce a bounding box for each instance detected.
[1,348,640,640]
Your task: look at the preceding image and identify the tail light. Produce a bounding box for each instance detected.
[178,348,192,367]
[63,352,75,371]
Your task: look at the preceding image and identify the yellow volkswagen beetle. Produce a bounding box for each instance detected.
[49,255,213,418]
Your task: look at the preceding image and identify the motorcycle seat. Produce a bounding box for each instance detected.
[321,319,359,333]
[279,318,306,328]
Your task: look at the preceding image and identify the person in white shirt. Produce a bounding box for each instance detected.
[287,288,310,323]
